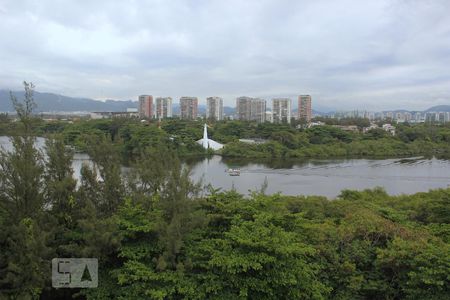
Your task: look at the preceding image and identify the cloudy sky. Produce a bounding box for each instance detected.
[1,0,449,110]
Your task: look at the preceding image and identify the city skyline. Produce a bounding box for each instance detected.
[99,94,450,124]
[1,87,448,115]
[1,1,449,111]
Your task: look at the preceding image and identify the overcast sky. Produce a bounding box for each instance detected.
[1,0,449,110]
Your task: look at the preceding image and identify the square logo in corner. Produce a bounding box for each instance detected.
[52,258,98,288]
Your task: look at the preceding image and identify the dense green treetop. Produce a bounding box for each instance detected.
[1,85,449,299]
[3,116,450,161]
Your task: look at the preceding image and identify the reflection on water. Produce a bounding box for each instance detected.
[188,155,450,198]
[0,136,47,152]
[2,136,449,199]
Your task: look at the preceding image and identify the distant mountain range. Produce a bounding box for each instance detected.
[0,90,235,115]
[0,90,136,112]
[425,105,450,112]
[1,89,449,115]
[378,105,450,113]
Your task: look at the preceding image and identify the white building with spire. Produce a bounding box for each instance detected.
[196,124,224,150]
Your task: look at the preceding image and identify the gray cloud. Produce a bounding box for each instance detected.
[1,0,449,110]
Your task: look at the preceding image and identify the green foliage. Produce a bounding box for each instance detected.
[0,113,14,136]
[1,88,449,298]
[198,213,329,299]
[306,126,355,144]
[363,128,389,140]
[44,136,77,216]
[3,112,450,160]
[0,218,50,299]
[0,135,45,220]
[85,135,125,217]
[313,117,370,128]
[0,83,51,299]
[376,237,449,299]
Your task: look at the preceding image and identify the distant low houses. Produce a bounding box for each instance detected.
[382,124,396,136]
[330,110,450,124]
[331,125,359,132]
[308,121,325,127]
[362,123,396,135]
[90,111,139,119]
[238,138,268,144]
[363,123,379,133]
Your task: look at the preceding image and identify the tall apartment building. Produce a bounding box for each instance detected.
[272,98,291,124]
[179,97,198,120]
[236,96,266,123]
[251,99,266,123]
[155,97,173,119]
[236,96,252,121]
[138,95,153,119]
[298,95,312,122]
[206,97,223,121]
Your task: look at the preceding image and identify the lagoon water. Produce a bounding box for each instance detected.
[2,136,450,198]
[188,155,450,198]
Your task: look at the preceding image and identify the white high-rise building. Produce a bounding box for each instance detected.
[272,98,291,124]
[155,97,172,119]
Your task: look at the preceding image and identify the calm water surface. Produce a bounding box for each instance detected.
[1,136,449,198]
[188,156,450,198]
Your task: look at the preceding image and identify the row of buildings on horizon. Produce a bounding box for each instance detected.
[330,110,450,124]
[137,95,312,123]
[86,95,449,124]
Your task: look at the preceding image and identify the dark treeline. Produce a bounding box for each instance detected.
[2,106,450,162]
[1,84,449,299]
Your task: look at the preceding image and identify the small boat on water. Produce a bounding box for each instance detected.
[227,168,241,176]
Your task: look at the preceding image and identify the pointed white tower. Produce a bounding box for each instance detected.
[197,124,224,150]
[202,124,209,149]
